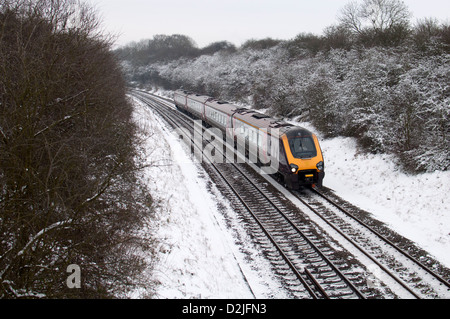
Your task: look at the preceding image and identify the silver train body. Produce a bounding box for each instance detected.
[173,90,325,188]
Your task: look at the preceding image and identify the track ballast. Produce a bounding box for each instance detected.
[131,89,450,299]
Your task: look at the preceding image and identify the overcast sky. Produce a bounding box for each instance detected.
[86,0,450,48]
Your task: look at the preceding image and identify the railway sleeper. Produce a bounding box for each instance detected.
[325,282,354,292]
[320,271,342,279]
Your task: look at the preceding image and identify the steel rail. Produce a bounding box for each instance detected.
[133,89,450,298]
[230,163,366,299]
[131,91,326,298]
[132,90,424,298]
[291,190,422,299]
[311,188,450,290]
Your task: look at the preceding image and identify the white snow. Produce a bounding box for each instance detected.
[130,91,450,299]
[320,134,450,267]
[131,96,290,299]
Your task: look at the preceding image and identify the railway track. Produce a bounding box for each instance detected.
[130,89,450,299]
[290,187,450,298]
[211,162,375,299]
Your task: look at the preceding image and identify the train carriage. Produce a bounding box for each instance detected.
[173,90,325,189]
[204,99,236,131]
[187,94,210,121]
[173,91,188,111]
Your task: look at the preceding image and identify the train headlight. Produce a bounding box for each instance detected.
[290,164,299,173]
[316,161,324,172]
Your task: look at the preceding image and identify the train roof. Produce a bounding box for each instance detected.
[284,126,314,138]
[205,98,288,131]
[188,93,212,103]
[233,108,293,130]
[205,99,237,116]
[174,90,190,97]
[179,90,312,138]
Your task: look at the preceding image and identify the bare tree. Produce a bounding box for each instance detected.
[339,0,411,45]
[339,1,364,35]
[0,0,153,298]
[362,0,410,31]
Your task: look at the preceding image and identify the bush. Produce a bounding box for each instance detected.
[118,1,449,174]
[0,0,153,298]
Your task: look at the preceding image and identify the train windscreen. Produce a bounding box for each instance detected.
[287,136,317,159]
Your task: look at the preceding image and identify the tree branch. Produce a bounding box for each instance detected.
[0,219,73,280]
[0,125,7,145]
[34,111,83,138]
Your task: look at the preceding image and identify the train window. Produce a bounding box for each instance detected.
[250,129,256,143]
[235,121,242,134]
[258,132,263,148]
[258,131,270,156]
[268,137,273,157]
[279,140,288,166]
[288,136,317,159]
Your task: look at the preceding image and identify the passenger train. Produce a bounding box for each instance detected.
[173,90,325,189]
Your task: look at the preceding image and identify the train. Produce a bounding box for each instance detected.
[173,90,325,189]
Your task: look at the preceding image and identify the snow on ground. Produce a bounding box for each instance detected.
[131,90,450,298]
[321,135,450,267]
[131,97,290,299]
[294,120,450,269]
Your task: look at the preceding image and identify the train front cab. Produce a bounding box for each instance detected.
[278,128,325,189]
